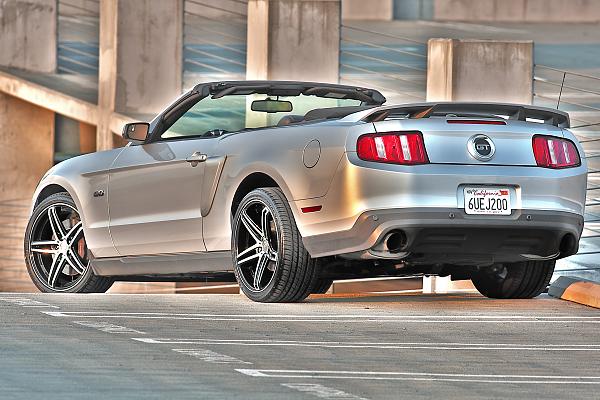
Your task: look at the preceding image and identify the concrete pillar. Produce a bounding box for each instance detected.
[342,0,393,20]
[98,0,183,151]
[0,93,54,292]
[246,0,340,83]
[0,0,57,73]
[424,38,533,294]
[426,39,533,104]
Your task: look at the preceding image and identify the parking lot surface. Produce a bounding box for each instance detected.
[0,292,598,399]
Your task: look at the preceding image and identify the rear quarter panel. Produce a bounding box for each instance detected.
[202,121,374,251]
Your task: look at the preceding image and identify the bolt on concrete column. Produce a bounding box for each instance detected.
[98,0,183,151]
[246,0,341,83]
[0,0,57,73]
[426,39,533,104]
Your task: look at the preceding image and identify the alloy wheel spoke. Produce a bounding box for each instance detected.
[253,253,269,290]
[260,207,270,239]
[47,254,66,287]
[267,248,278,262]
[65,248,86,275]
[237,252,261,265]
[237,243,261,261]
[30,240,59,254]
[47,206,66,240]
[65,221,83,245]
[240,210,262,243]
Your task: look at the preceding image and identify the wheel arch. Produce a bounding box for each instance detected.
[31,178,86,224]
[34,184,70,207]
[231,172,280,217]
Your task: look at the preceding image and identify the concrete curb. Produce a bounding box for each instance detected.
[548,277,600,309]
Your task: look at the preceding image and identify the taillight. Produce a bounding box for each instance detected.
[532,135,580,169]
[357,132,428,165]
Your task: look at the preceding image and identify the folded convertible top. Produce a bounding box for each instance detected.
[364,102,570,128]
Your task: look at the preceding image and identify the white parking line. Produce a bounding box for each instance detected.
[40,311,600,323]
[281,383,368,400]
[73,321,146,335]
[131,338,600,351]
[237,369,600,385]
[0,297,59,308]
[172,348,252,364]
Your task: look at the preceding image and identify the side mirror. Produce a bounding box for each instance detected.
[122,122,150,143]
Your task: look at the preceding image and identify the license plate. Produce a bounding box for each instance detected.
[464,187,511,215]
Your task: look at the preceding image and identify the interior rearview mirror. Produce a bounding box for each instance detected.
[122,122,150,143]
[251,99,293,113]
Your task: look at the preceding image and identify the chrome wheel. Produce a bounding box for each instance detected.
[234,200,279,292]
[27,203,89,291]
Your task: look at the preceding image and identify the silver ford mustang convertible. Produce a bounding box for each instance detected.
[25,81,587,302]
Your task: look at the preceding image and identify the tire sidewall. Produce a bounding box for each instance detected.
[232,189,286,302]
[24,192,94,293]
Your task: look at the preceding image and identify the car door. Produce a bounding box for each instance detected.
[108,137,217,256]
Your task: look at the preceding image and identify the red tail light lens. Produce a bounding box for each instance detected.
[532,135,580,169]
[357,132,429,165]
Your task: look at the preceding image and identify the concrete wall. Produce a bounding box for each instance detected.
[247,0,340,83]
[342,0,393,20]
[427,39,533,104]
[185,0,246,22]
[433,0,600,22]
[0,0,57,73]
[0,93,54,292]
[57,0,99,17]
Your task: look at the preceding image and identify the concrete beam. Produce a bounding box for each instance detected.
[426,39,533,104]
[0,0,57,73]
[0,69,98,124]
[342,0,393,20]
[246,0,340,83]
[433,0,600,23]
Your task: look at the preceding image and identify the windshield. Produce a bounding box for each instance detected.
[161,94,362,140]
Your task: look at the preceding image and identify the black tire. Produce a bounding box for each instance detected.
[231,187,320,303]
[311,279,333,294]
[24,192,113,293]
[471,260,555,299]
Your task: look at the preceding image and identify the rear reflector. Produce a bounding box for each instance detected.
[532,135,580,169]
[447,119,506,125]
[301,205,322,213]
[357,132,428,165]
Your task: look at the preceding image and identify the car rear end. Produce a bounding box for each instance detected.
[298,103,587,267]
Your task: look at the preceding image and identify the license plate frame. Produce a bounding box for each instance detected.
[463,187,511,216]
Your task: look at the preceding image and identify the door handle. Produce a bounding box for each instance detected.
[186,152,207,167]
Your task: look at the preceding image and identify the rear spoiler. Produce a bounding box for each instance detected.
[363,102,570,128]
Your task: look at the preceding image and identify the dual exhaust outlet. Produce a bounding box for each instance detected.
[382,230,408,254]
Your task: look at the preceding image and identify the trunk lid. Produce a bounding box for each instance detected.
[372,117,565,166]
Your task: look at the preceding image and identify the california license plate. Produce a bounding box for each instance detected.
[464,187,511,215]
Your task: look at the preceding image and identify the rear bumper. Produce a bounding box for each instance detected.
[301,208,584,264]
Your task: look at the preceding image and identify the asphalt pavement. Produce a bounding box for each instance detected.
[0,292,598,399]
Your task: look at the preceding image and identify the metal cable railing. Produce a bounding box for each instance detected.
[340,23,427,104]
[534,64,600,279]
[183,0,248,88]
[57,0,99,76]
